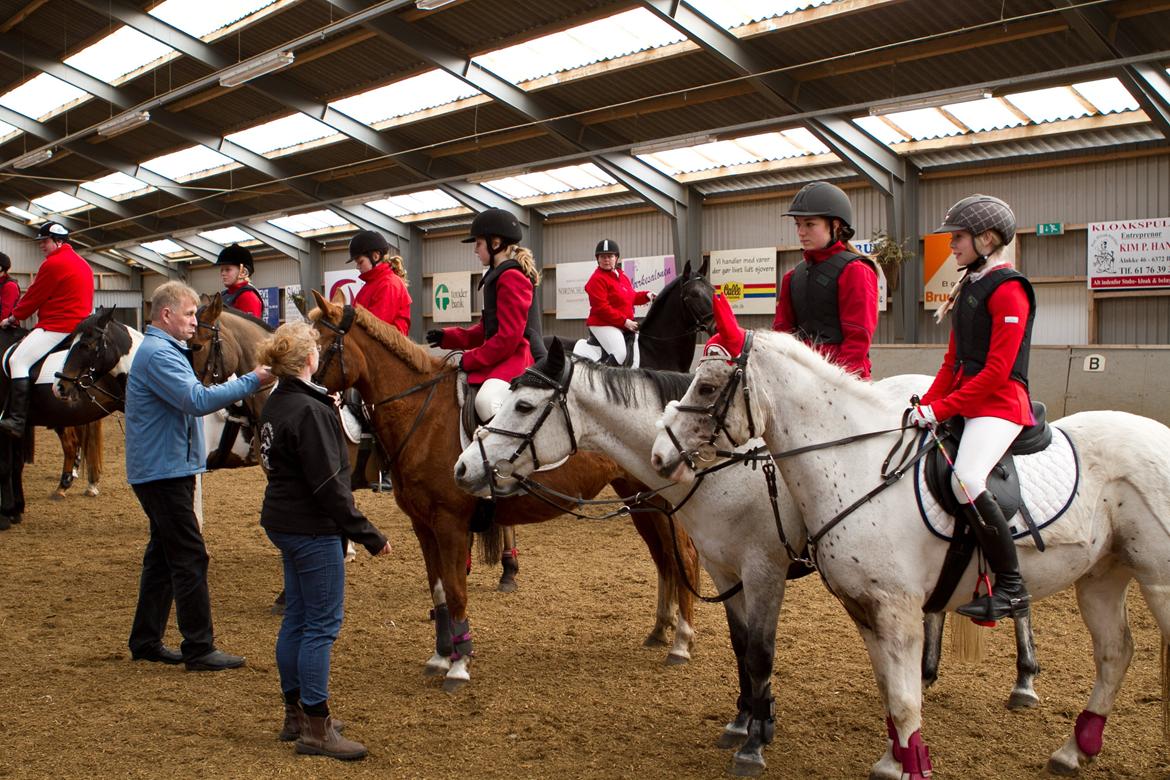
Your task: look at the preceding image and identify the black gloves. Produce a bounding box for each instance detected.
[425,329,444,347]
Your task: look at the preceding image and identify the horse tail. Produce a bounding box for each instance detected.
[81,420,103,485]
[475,522,505,567]
[948,613,986,663]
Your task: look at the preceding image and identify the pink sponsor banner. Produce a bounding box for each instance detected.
[1088,218,1170,290]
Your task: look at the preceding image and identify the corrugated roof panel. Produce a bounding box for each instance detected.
[692,164,856,195]
[1003,86,1090,123]
[81,172,154,200]
[269,209,349,235]
[31,191,90,214]
[688,0,836,28]
[366,189,463,217]
[908,125,1165,168]
[141,145,239,182]
[226,113,338,156]
[853,116,907,145]
[941,98,1025,132]
[0,73,90,121]
[141,239,187,257]
[200,226,255,245]
[63,26,175,85]
[330,70,480,126]
[1072,78,1140,115]
[149,0,280,41]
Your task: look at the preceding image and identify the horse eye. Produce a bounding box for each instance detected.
[697,384,715,396]
[515,400,536,413]
[190,344,203,352]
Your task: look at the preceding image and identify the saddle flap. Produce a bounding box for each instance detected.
[922,427,1023,522]
[1011,401,1051,455]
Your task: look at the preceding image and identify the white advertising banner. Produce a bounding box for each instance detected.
[555,260,599,320]
[431,271,473,323]
[709,247,777,315]
[1088,218,1170,290]
[624,255,676,316]
[853,241,887,313]
[324,269,363,304]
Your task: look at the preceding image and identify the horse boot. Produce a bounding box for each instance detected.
[498,546,519,592]
[0,378,31,438]
[956,490,1030,622]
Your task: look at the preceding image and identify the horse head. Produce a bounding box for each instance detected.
[310,289,366,392]
[454,338,576,498]
[678,258,715,336]
[56,307,130,402]
[189,294,227,384]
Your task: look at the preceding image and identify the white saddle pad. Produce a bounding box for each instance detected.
[914,426,1080,541]
[1,344,66,385]
[339,405,363,445]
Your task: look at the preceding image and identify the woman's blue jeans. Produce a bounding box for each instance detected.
[266,531,345,707]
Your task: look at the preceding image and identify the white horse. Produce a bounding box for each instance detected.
[650,328,1170,778]
[452,340,1039,776]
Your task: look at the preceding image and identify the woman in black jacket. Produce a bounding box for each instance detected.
[257,321,391,761]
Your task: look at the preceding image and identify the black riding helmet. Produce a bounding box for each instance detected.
[216,243,254,274]
[461,208,522,247]
[935,194,1017,246]
[35,221,69,241]
[0,252,10,273]
[784,181,855,242]
[595,238,620,257]
[347,229,393,263]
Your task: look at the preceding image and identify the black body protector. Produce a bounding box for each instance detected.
[789,251,874,345]
[479,259,546,362]
[952,267,1036,387]
[221,283,262,311]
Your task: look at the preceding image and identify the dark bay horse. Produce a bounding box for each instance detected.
[310,290,701,691]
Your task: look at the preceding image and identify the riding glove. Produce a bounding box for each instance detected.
[907,404,937,428]
[425,329,444,347]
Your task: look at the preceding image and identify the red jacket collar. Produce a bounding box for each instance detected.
[359,263,390,284]
[225,279,252,293]
[802,241,848,264]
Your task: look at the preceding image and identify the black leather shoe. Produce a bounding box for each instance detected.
[132,645,183,665]
[185,649,246,671]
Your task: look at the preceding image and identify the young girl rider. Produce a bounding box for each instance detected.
[217,243,263,319]
[347,230,411,336]
[575,238,654,366]
[773,181,878,379]
[909,194,1034,623]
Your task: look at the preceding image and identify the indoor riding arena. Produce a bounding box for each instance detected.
[1,1,1169,778]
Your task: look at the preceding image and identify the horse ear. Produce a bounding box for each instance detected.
[199,293,212,306]
[208,292,222,319]
[682,259,692,278]
[698,255,710,277]
[97,306,115,325]
[546,335,565,375]
[311,289,337,316]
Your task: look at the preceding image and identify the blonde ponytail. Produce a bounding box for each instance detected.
[933,231,1007,323]
[507,244,540,287]
[386,254,408,284]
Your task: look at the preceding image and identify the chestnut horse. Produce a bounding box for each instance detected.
[309,290,700,691]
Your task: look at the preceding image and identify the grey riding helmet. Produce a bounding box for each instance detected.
[935,195,1017,245]
[35,221,69,241]
[784,181,854,240]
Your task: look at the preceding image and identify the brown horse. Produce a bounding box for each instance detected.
[49,420,104,499]
[309,290,699,691]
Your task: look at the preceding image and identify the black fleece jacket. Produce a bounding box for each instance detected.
[258,378,386,554]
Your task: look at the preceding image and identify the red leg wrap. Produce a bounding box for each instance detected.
[886,715,903,763]
[900,730,932,779]
[1074,710,1106,757]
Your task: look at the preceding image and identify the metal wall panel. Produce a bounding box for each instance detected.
[93,290,144,329]
[1034,283,1089,345]
[0,227,49,276]
[1098,297,1170,344]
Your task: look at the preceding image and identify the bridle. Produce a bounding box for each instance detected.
[193,317,227,384]
[54,327,125,415]
[313,305,356,386]
[636,275,716,344]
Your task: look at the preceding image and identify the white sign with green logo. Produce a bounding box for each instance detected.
[431,271,473,323]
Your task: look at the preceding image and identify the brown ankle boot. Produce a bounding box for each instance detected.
[279,702,345,742]
[295,714,367,760]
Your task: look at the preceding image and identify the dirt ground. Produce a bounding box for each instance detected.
[0,422,1167,779]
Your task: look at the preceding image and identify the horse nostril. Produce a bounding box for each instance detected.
[455,461,466,480]
[650,453,663,470]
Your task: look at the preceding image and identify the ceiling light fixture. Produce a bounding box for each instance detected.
[416,0,458,10]
[219,51,295,88]
[631,134,717,156]
[97,110,151,138]
[867,89,994,116]
[9,148,54,169]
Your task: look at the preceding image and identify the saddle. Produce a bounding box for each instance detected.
[575,329,638,367]
[1,333,72,384]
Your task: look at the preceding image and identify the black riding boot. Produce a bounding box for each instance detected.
[0,378,31,438]
[956,491,1030,621]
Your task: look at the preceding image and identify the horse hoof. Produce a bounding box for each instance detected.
[664,651,689,666]
[729,753,765,777]
[50,490,66,501]
[85,486,100,497]
[1007,690,1040,710]
[716,728,748,749]
[1046,756,1080,776]
[442,676,468,694]
[642,634,670,648]
[423,654,452,677]
[497,579,517,593]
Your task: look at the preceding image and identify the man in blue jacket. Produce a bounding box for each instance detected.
[127,281,273,671]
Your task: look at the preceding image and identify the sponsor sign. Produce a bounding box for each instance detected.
[431,271,473,323]
[709,247,777,315]
[1088,218,1170,290]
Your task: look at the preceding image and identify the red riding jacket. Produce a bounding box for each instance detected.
[438,266,534,384]
[354,262,411,336]
[223,280,263,318]
[13,243,93,332]
[584,267,650,328]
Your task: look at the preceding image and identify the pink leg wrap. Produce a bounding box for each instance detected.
[900,730,932,779]
[886,715,903,763]
[1074,710,1106,757]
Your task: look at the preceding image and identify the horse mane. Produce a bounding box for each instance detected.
[220,306,275,333]
[517,354,693,408]
[313,304,439,374]
[754,329,883,403]
[638,274,685,331]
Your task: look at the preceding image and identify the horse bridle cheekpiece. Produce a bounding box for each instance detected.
[314,305,357,385]
[664,330,758,469]
[475,355,577,492]
[194,312,226,384]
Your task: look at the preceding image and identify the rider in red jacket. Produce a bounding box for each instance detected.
[0,252,19,321]
[0,222,94,437]
[217,244,263,319]
[910,195,1034,624]
[577,239,654,366]
[773,182,878,379]
[348,230,411,336]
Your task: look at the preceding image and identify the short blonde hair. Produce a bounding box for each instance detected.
[151,281,199,319]
[257,321,318,379]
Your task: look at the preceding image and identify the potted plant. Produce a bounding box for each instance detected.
[869,230,913,291]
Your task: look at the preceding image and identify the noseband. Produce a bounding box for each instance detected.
[663,330,758,469]
[475,356,577,493]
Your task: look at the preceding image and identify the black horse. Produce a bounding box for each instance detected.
[547,258,714,373]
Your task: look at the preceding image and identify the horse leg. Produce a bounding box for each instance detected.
[83,420,102,497]
[498,525,519,593]
[1008,611,1041,710]
[730,573,786,778]
[1048,565,1135,776]
[921,612,943,689]
[412,516,453,678]
[635,504,696,664]
[434,512,475,692]
[51,427,78,500]
[630,509,676,648]
[718,590,753,749]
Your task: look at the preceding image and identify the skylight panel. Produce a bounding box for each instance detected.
[780,127,830,154]
[200,226,254,245]
[366,189,462,216]
[0,73,89,121]
[1003,87,1089,123]
[541,163,616,190]
[0,120,18,145]
[734,132,806,160]
[226,113,337,156]
[81,172,153,200]
[1072,78,1140,115]
[149,0,277,40]
[31,192,89,214]
[472,9,684,84]
[686,0,835,29]
[853,116,907,146]
[941,98,1025,132]
[141,145,236,181]
[482,178,542,200]
[639,147,720,175]
[269,209,349,235]
[142,239,186,257]
[330,70,480,125]
[881,108,963,140]
[64,26,174,85]
[5,206,37,221]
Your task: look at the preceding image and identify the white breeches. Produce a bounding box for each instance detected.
[8,328,69,379]
[474,378,511,422]
[587,325,627,364]
[950,416,1024,503]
